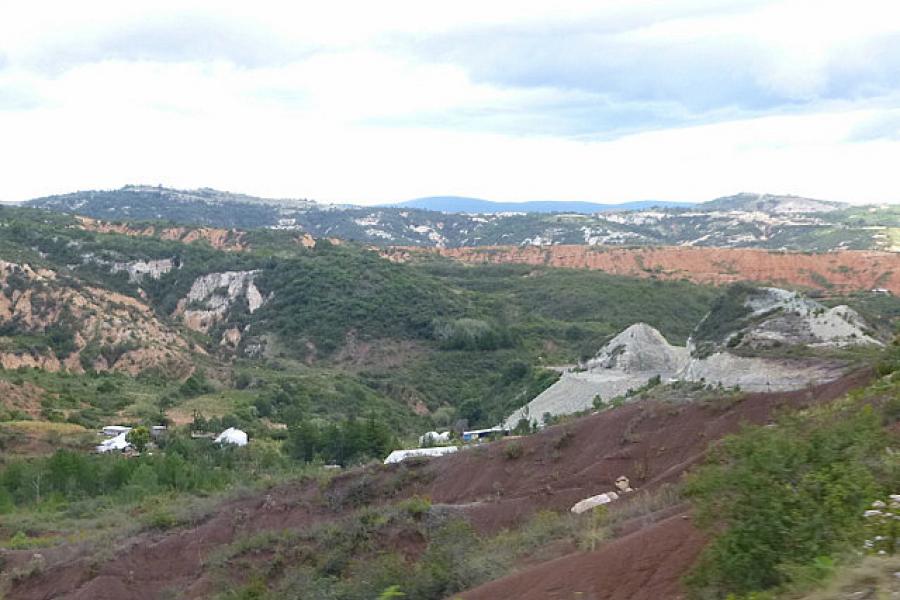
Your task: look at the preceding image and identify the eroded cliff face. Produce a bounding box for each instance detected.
[174,271,268,349]
[75,216,318,252]
[0,261,194,376]
[76,216,248,251]
[384,246,900,295]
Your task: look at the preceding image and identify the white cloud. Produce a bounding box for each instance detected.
[1,0,899,204]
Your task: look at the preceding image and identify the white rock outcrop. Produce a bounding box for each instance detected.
[571,491,619,514]
[111,258,175,283]
[177,271,267,333]
[505,323,686,429]
[505,287,883,427]
[585,323,689,373]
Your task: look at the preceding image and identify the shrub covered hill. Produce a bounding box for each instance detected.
[24,185,900,251]
[2,203,900,599]
[0,204,719,444]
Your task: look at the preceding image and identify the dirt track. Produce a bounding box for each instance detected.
[5,369,872,600]
[384,245,900,295]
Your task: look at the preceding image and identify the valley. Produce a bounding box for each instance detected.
[1,194,899,600]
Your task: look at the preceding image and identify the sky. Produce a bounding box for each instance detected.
[1,0,899,205]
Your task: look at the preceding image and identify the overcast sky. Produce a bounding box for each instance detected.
[2,0,899,204]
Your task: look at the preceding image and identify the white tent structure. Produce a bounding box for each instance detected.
[384,446,458,464]
[418,431,452,447]
[214,427,248,447]
[96,430,132,453]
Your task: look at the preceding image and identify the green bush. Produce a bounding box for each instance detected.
[685,403,886,598]
[503,441,524,460]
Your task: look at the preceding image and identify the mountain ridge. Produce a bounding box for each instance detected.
[386,196,694,214]
[21,185,898,251]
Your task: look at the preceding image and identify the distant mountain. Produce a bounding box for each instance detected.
[389,196,694,214]
[25,185,316,230]
[20,185,897,252]
[699,193,847,214]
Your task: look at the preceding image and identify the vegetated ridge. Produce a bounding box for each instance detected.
[387,195,694,213]
[22,185,900,251]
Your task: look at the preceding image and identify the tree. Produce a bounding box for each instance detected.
[191,409,208,432]
[127,426,151,453]
[458,399,483,427]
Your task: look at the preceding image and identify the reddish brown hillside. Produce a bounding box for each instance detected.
[461,513,706,600]
[5,370,871,600]
[384,245,900,294]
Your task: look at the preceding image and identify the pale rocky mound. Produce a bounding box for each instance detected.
[175,271,267,345]
[505,287,883,427]
[679,353,848,392]
[693,286,882,360]
[0,261,193,375]
[585,323,689,372]
[678,287,880,391]
[504,323,686,429]
[737,287,881,349]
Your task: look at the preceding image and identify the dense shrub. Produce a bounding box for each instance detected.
[285,416,396,466]
[433,318,513,351]
[256,247,462,356]
[0,439,266,509]
[685,403,888,598]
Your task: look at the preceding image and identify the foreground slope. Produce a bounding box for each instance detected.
[2,368,871,599]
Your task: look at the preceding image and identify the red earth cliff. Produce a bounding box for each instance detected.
[384,245,900,295]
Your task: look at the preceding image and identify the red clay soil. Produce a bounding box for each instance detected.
[418,368,873,534]
[460,512,706,600]
[5,369,872,600]
[384,245,900,295]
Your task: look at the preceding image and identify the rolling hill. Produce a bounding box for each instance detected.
[387,196,694,213]
[21,185,899,251]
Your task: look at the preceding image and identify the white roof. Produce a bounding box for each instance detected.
[463,427,506,435]
[214,427,248,446]
[384,446,458,464]
[102,425,132,436]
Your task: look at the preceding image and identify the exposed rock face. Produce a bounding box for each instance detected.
[585,323,689,373]
[679,353,847,392]
[385,246,900,295]
[694,286,882,357]
[176,271,267,334]
[505,287,884,426]
[505,323,686,429]
[735,288,881,349]
[76,216,248,251]
[219,327,243,349]
[0,261,193,375]
[110,258,175,282]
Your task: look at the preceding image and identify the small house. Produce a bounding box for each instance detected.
[101,425,131,437]
[462,427,508,443]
